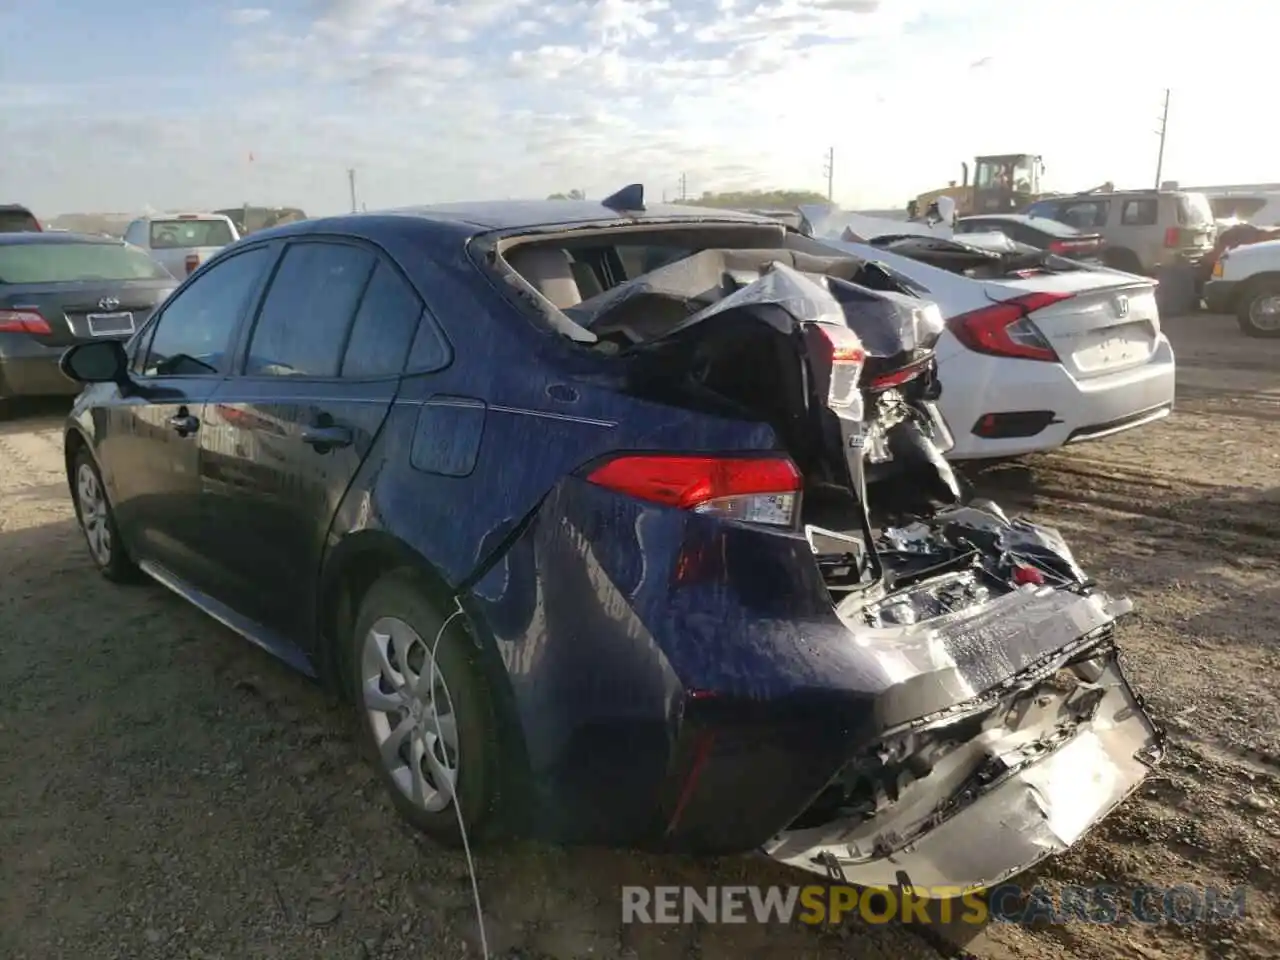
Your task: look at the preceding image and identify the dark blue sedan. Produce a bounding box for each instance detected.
[58,191,1162,890]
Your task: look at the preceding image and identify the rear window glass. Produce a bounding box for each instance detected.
[0,242,172,283]
[0,209,40,233]
[1209,196,1267,221]
[149,219,235,249]
[1178,193,1214,226]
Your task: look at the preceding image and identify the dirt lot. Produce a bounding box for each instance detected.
[1,313,1276,960]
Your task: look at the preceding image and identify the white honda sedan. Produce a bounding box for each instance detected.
[811,230,1176,461]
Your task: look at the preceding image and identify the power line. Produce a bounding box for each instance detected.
[1154,90,1170,189]
[823,147,834,201]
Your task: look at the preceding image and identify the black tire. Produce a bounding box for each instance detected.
[1235,278,1280,338]
[1102,248,1144,275]
[349,570,503,846]
[69,448,140,582]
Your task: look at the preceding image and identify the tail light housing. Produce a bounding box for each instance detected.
[0,308,52,334]
[585,454,802,527]
[812,322,866,409]
[184,253,200,275]
[1163,227,1181,248]
[1048,238,1100,256]
[947,292,1070,362]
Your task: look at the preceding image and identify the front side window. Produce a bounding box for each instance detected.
[142,246,273,377]
[244,241,375,378]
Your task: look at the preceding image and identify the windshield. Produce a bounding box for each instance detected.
[1177,193,1214,227]
[0,242,172,283]
[149,219,234,249]
[0,209,41,233]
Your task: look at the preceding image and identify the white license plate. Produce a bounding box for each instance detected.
[86,311,135,336]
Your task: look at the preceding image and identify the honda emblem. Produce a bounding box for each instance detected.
[97,297,120,311]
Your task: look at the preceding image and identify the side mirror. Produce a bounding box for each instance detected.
[60,339,130,385]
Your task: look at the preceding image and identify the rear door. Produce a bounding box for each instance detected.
[0,240,176,345]
[199,239,423,635]
[102,244,277,589]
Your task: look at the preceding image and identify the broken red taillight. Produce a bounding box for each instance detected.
[586,454,802,527]
[869,357,932,391]
[0,308,52,334]
[813,322,866,408]
[947,292,1070,363]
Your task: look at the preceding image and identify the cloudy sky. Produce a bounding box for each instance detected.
[1,0,1269,216]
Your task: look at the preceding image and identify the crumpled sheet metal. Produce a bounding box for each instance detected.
[763,650,1162,891]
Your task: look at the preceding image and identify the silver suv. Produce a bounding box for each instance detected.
[1023,189,1216,275]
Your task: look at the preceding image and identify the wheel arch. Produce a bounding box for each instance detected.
[1102,245,1143,272]
[1236,270,1280,305]
[63,425,90,486]
[315,528,533,815]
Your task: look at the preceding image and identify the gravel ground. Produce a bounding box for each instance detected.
[1,313,1276,960]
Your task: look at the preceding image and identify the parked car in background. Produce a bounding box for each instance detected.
[1023,189,1215,276]
[122,212,240,278]
[814,231,1175,460]
[954,213,1106,262]
[0,232,177,404]
[0,204,42,233]
[55,195,1161,891]
[1204,238,1280,337]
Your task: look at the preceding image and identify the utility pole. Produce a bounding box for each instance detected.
[679,173,687,202]
[347,168,357,213]
[1154,89,1170,189]
[823,147,834,201]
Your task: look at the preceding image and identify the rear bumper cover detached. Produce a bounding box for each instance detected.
[764,644,1164,890]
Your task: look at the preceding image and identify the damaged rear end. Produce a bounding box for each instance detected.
[482,230,1163,889]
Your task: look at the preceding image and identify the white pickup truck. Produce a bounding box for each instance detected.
[122,213,240,279]
[1204,238,1280,338]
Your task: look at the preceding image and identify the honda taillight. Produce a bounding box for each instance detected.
[0,309,52,334]
[1163,227,1180,248]
[947,292,1070,362]
[184,254,200,275]
[585,454,802,527]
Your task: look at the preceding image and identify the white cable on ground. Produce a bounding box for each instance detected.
[428,601,489,960]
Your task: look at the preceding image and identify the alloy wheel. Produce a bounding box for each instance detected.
[361,615,459,813]
[76,462,112,567]
[1248,293,1280,331]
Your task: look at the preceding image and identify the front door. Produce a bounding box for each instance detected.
[101,244,277,591]
[198,241,423,639]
